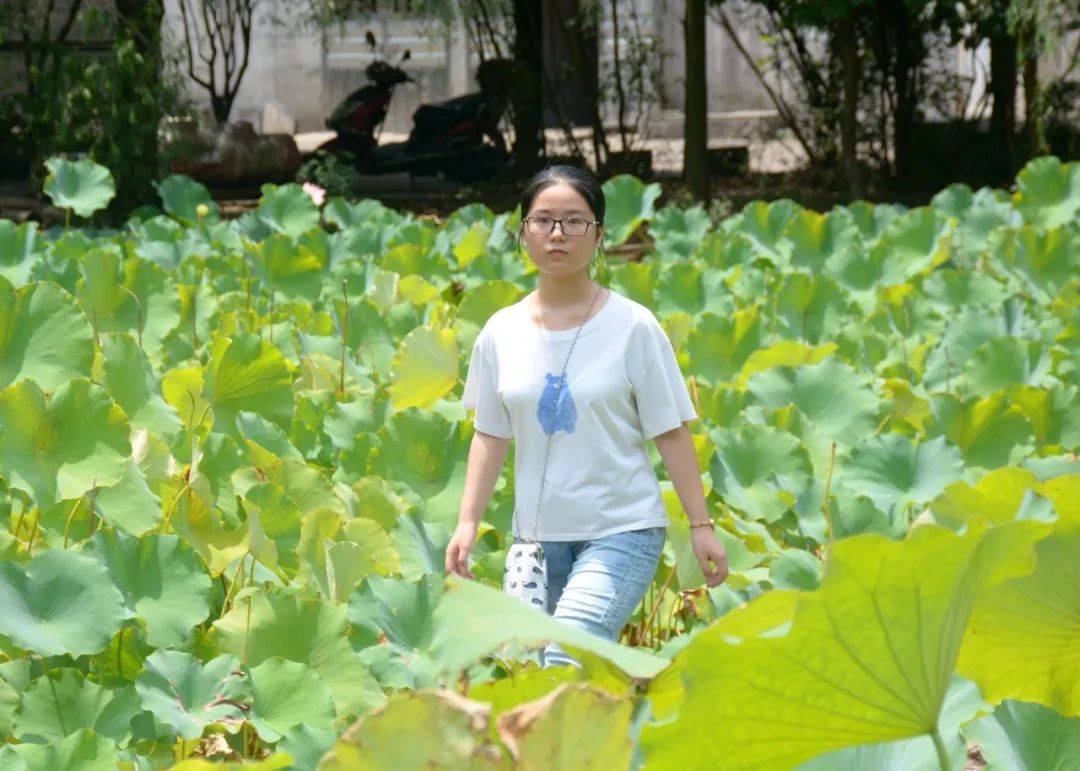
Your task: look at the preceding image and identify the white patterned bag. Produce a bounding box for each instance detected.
[502,284,604,609]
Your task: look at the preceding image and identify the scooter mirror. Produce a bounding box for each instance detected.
[365,30,376,50]
[401,49,411,62]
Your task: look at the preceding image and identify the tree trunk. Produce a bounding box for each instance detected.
[989,27,1018,181]
[1021,21,1045,157]
[684,0,709,202]
[891,2,916,185]
[512,0,544,175]
[838,16,861,198]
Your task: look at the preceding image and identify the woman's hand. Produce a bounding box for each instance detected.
[691,527,729,588]
[445,521,479,579]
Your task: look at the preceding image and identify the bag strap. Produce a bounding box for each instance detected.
[523,283,605,545]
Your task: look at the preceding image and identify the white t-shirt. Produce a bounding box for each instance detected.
[461,287,699,541]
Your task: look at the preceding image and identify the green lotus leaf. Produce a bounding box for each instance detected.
[318,690,503,770]
[391,511,451,580]
[134,650,248,740]
[389,325,459,410]
[930,467,1042,529]
[934,392,1036,469]
[350,476,412,532]
[368,408,459,499]
[840,200,906,246]
[747,358,879,446]
[75,250,180,358]
[257,182,321,238]
[13,669,134,745]
[204,333,295,431]
[495,683,633,769]
[156,174,219,225]
[248,657,336,742]
[651,204,712,260]
[931,184,1021,258]
[42,157,115,218]
[237,410,303,461]
[324,396,387,451]
[963,337,1055,396]
[919,268,1009,311]
[992,223,1080,302]
[773,271,857,343]
[333,296,395,376]
[0,278,94,391]
[608,260,655,308]
[1008,384,1080,450]
[868,206,953,283]
[796,676,988,770]
[0,220,42,285]
[212,587,384,718]
[451,222,492,267]
[769,548,822,590]
[1037,474,1080,529]
[684,308,762,385]
[0,548,125,656]
[602,175,661,247]
[965,700,1080,770]
[0,728,120,770]
[737,341,837,388]
[251,230,327,300]
[839,434,964,516]
[708,425,812,522]
[429,574,669,680]
[324,197,395,231]
[734,199,798,264]
[1012,155,1080,229]
[101,334,182,439]
[919,306,1021,392]
[455,280,521,328]
[654,261,705,316]
[84,530,212,648]
[784,209,862,275]
[0,379,130,508]
[959,529,1080,716]
[171,754,294,770]
[347,574,443,651]
[640,522,1048,770]
[278,724,337,771]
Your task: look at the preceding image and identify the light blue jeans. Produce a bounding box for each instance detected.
[536,525,667,669]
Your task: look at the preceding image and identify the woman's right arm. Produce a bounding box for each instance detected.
[445,430,512,577]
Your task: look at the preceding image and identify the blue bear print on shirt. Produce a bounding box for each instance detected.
[537,372,577,435]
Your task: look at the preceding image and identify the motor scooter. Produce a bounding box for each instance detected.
[368,57,513,183]
[318,45,413,156]
[315,42,512,183]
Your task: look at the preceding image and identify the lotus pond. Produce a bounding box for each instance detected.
[0,156,1077,769]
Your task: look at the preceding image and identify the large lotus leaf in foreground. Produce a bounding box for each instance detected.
[640,522,1049,771]
[428,574,669,680]
[319,690,503,770]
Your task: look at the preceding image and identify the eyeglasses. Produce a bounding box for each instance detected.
[524,216,600,236]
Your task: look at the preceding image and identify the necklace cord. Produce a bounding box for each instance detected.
[522,284,605,546]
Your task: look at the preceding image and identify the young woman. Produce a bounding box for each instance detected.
[446,165,728,668]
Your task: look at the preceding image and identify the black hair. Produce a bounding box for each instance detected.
[519,165,606,224]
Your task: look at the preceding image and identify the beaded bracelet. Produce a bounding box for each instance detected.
[689,521,712,529]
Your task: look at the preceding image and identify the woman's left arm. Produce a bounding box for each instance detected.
[652,423,729,588]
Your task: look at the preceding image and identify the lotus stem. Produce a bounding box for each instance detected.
[822,443,837,547]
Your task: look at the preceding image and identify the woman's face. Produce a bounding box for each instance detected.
[520,182,604,277]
